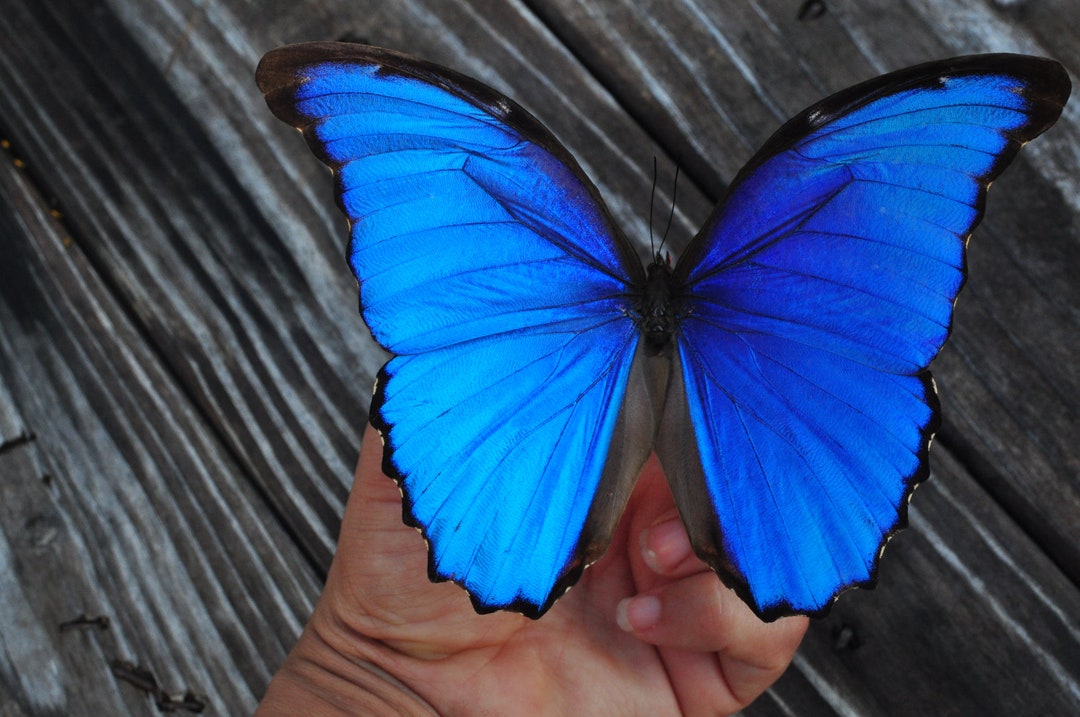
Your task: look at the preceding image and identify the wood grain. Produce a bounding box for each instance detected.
[0,155,319,714]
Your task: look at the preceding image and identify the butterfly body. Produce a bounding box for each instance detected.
[636,255,680,349]
[257,43,1069,620]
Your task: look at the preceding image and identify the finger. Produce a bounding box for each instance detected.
[638,514,701,578]
[337,425,422,573]
[715,617,806,709]
[618,455,705,592]
[335,425,445,616]
[355,424,395,500]
[617,571,808,657]
[344,425,416,544]
[336,426,507,646]
[617,572,808,707]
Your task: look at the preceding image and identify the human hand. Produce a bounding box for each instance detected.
[256,424,808,716]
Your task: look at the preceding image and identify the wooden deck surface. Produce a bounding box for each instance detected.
[1,0,1078,714]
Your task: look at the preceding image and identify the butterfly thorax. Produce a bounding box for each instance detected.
[639,254,678,349]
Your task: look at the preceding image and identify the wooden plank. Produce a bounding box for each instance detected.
[779,449,1080,715]
[0,0,373,569]
[0,153,318,714]
[0,363,26,444]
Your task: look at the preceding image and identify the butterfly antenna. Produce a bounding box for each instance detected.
[657,165,679,259]
[648,157,658,257]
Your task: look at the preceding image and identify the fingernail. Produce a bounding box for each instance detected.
[617,595,661,632]
[640,517,692,573]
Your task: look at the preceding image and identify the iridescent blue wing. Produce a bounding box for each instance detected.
[257,43,657,617]
[658,55,1070,620]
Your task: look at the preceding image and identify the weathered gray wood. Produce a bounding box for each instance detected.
[0,0,1076,714]
[0,0,375,569]
[0,155,318,713]
[780,449,1080,715]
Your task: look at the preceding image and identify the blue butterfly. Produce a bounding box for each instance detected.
[257,43,1069,620]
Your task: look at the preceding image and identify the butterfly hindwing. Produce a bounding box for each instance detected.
[257,43,657,616]
[661,55,1070,618]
